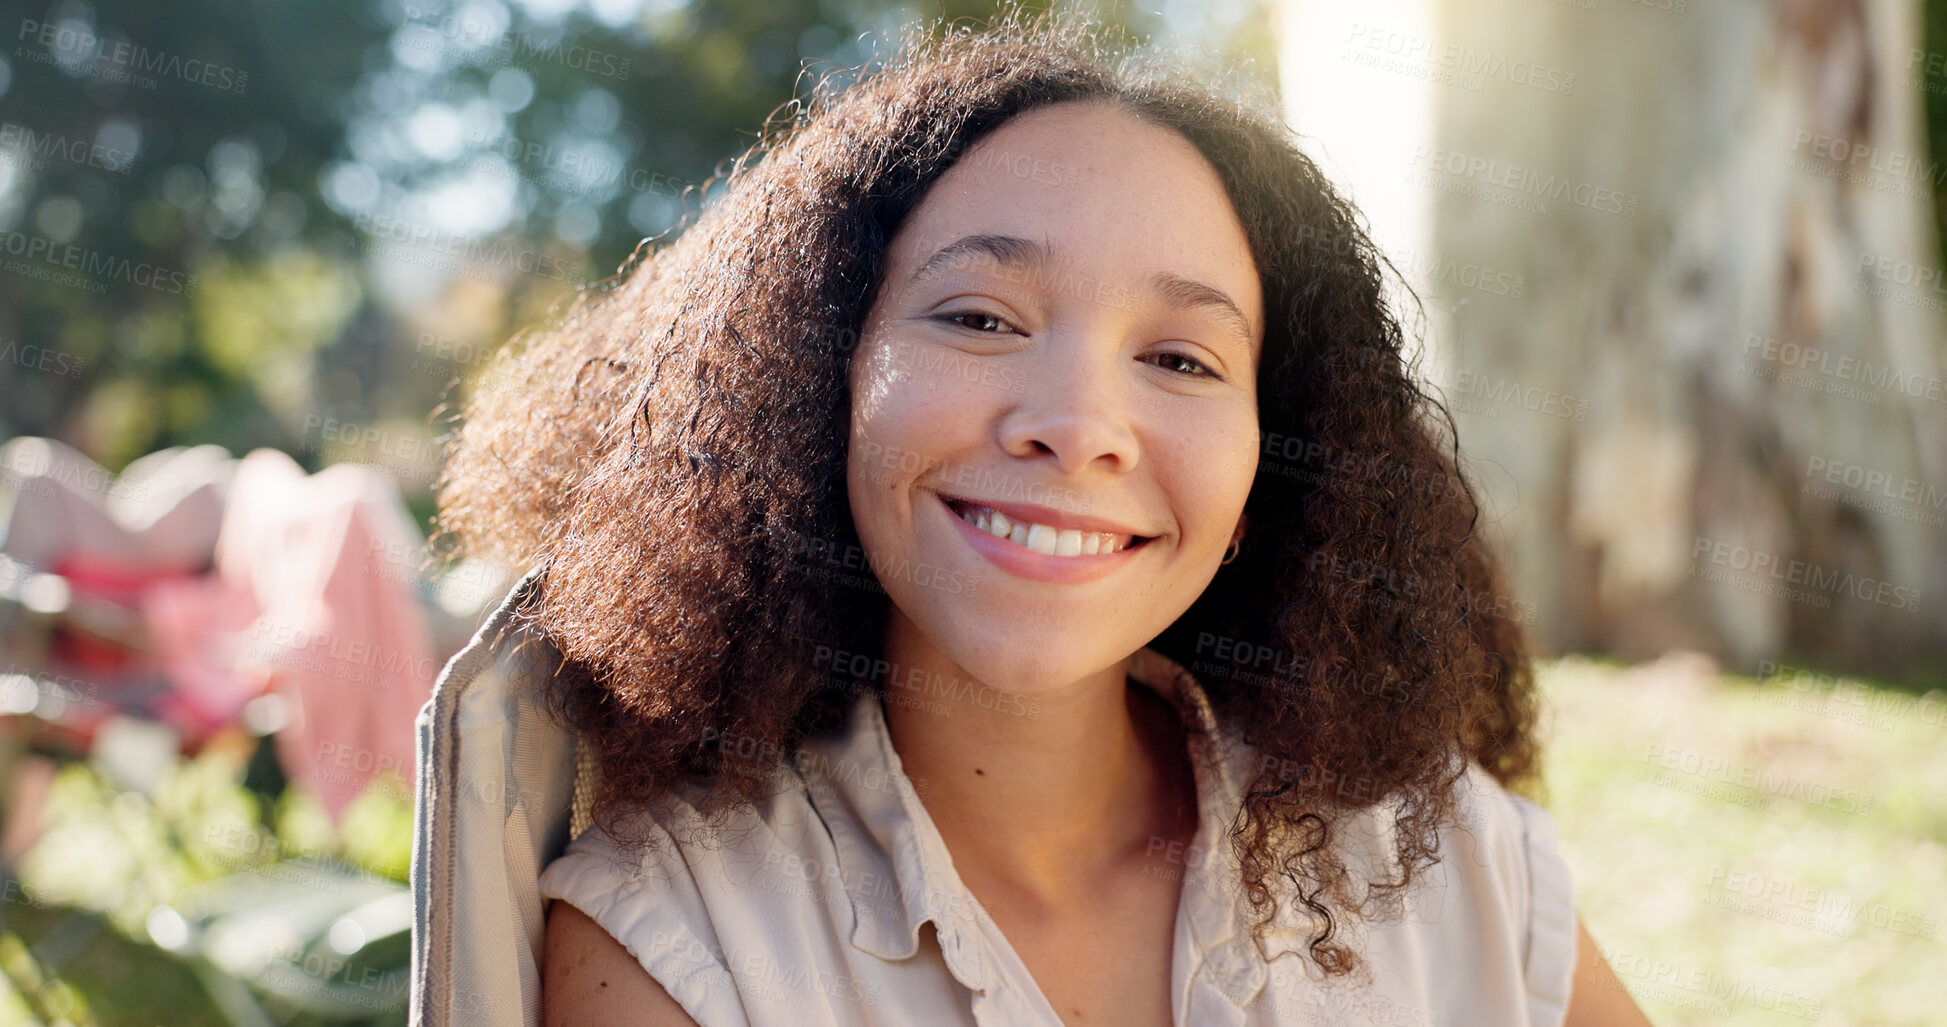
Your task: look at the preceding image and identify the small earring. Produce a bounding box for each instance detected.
[1222,536,1241,565]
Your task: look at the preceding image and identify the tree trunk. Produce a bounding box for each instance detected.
[1280,0,1947,677]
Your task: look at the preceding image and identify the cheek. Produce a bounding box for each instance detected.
[847,338,977,508]
[858,340,998,440]
[847,340,908,497]
[1161,408,1259,531]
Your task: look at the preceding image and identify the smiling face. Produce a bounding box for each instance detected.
[845,100,1264,693]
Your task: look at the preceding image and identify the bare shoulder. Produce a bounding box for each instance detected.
[1565,916,1656,1026]
[543,898,702,1027]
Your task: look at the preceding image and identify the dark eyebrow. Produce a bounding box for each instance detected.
[909,232,1257,346]
[909,233,1052,283]
[1147,271,1256,346]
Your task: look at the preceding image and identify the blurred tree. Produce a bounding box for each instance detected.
[1929,0,1947,271]
[1291,0,1947,678]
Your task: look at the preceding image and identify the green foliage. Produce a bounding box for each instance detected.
[5,740,414,1025]
[15,743,408,943]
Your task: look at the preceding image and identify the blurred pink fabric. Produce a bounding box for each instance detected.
[0,436,235,591]
[116,446,438,821]
[209,448,439,820]
[2,437,239,743]
[3,440,438,821]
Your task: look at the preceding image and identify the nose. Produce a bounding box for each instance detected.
[995,328,1142,476]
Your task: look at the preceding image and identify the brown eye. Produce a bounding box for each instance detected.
[940,311,1015,334]
[1147,351,1220,380]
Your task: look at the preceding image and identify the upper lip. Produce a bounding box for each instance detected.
[937,492,1156,538]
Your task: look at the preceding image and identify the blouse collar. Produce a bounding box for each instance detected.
[794,645,1295,1006]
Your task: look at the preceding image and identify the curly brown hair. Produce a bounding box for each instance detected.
[434,5,1542,979]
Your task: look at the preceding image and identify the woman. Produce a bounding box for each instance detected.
[436,9,1654,1026]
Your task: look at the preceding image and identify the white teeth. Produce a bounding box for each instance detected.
[949,499,1136,558]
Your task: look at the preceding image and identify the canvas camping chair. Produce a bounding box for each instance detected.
[408,563,602,1026]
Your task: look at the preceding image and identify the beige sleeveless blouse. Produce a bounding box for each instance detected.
[537,646,1576,1026]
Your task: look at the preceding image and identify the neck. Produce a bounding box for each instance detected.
[874,612,1196,911]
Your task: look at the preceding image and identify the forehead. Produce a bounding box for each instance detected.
[889,102,1262,323]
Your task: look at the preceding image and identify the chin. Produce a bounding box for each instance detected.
[939,625,1127,694]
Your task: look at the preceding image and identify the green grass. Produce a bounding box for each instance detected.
[1539,653,1946,1026]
